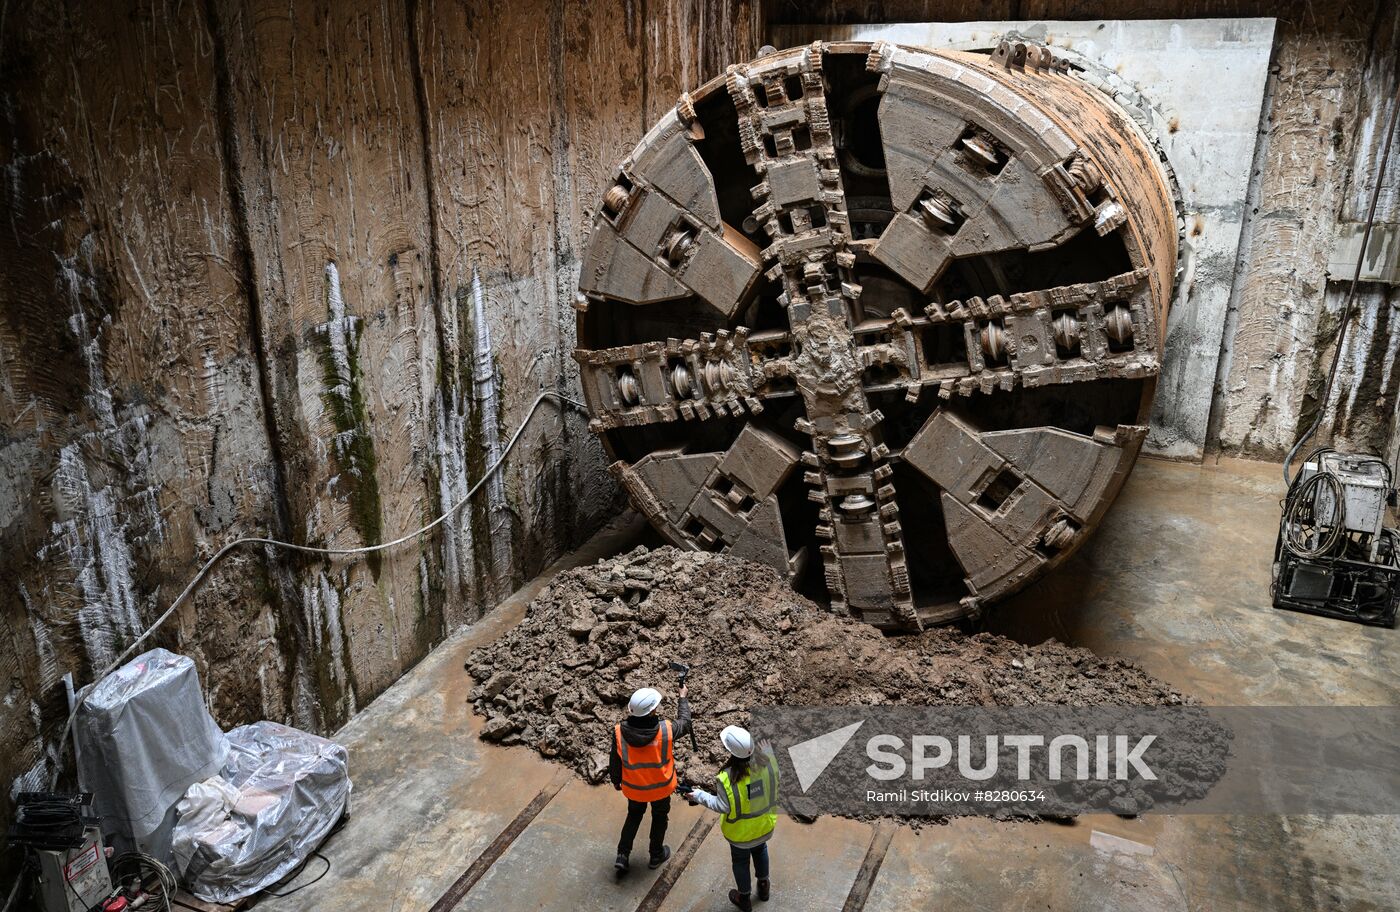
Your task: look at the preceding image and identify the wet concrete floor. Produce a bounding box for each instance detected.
[256,457,1400,912]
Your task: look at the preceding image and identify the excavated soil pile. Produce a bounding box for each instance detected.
[466,546,1193,789]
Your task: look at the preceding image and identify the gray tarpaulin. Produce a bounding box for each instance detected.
[173,721,351,903]
[74,648,228,857]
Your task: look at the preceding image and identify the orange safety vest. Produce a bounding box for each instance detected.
[615,720,676,802]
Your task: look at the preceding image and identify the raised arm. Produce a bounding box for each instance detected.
[675,691,692,739]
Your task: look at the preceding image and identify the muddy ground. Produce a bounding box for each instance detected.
[465,546,1193,793]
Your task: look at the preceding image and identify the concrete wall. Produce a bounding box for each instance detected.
[0,0,760,844]
[1207,0,1400,464]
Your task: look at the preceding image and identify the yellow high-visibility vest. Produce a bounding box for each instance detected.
[717,755,778,846]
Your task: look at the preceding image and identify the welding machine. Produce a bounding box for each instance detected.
[1272,448,1400,627]
[8,792,113,912]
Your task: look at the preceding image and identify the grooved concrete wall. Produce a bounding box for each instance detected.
[0,0,760,845]
[1210,0,1400,463]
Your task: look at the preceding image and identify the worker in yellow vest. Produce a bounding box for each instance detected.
[609,684,691,875]
[686,725,778,911]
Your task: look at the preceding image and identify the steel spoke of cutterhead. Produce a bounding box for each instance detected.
[727,42,919,628]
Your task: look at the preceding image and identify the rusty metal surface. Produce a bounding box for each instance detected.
[574,39,1177,629]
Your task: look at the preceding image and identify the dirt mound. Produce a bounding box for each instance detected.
[465,546,1191,786]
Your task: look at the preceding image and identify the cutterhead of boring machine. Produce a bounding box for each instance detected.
[574,39,1178,632]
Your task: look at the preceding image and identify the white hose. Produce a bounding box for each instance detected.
[44,389,587,792]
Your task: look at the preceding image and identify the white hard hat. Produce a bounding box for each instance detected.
[721,725,753,758]
[628,687,662,716]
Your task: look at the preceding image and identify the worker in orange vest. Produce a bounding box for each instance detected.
[609,684,691,875]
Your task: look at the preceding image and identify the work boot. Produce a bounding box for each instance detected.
[614,853,629,876]
[728,889,753,911]
[757,878,770,902]
[648,846,672,869]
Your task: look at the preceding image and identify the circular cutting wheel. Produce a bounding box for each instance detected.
[574,40,1177,630]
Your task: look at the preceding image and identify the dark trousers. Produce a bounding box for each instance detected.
[618,795,670,858]
[729,842,770,895]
